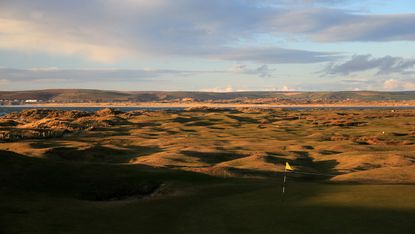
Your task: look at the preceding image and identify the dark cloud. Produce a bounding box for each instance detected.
[267,8,415,42]
[250,65,273,78]
[230,64,275,78]
[0,65,278,83]
[215,47,341,64]
[0,68,195,82]
[0,0,414,64]
[324,54,415,75]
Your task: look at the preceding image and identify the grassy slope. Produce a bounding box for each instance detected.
[1,152,415,234]
[1,109,415,183]
[1,109,415,233]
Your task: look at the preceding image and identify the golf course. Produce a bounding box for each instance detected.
[1,107,414,233]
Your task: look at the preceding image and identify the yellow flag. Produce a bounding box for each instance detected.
[285,162,293,171]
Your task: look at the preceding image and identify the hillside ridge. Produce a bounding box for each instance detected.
[1,89,415,105]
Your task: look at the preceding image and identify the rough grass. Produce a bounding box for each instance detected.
[1,108,415,233]
[2,108,415,182]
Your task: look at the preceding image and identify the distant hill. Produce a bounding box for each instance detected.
[1,89,415,104]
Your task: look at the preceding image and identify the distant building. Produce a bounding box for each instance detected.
[25,99,38,103]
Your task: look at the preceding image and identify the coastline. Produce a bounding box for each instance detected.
[3,101,415,108]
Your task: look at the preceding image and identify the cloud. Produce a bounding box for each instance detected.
[268,8,415,42]
[0,68,196,82]
[383,79,415,90]
[0,0,413,63]
[215,47,340,64]
[324,55,415,75]
[200,86,237,93]
[383,79,399,89]
[280,85,297,91]
[0,79,9,85]
[229,64,275,78]
[250,65,273,78]
[0,18,130,62]
[200,85,296,92]
[0,65,280,84]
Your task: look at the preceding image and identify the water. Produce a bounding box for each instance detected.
[1,105,415,116]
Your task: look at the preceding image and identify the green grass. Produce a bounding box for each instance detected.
[1,153,414,234]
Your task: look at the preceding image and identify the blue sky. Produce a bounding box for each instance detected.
[0,0,414,91]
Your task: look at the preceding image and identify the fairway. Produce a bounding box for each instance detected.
[1,153,414,234]
[1,182,415,233]
[1,108,415,233]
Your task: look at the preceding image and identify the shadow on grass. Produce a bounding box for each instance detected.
[319,150,342,155]
[181,150,247,164]
[1,150,414,234]
[285,150,339,176]
[0,150,221,200]
[43,144,162,163]
[185,121,215,126]
[226,115,259,123]
[227,167,279,178]
[172,116,201,123]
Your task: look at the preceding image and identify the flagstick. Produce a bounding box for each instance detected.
[281,167,287,204]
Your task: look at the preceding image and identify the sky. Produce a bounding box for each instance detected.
[0,0,414,91]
